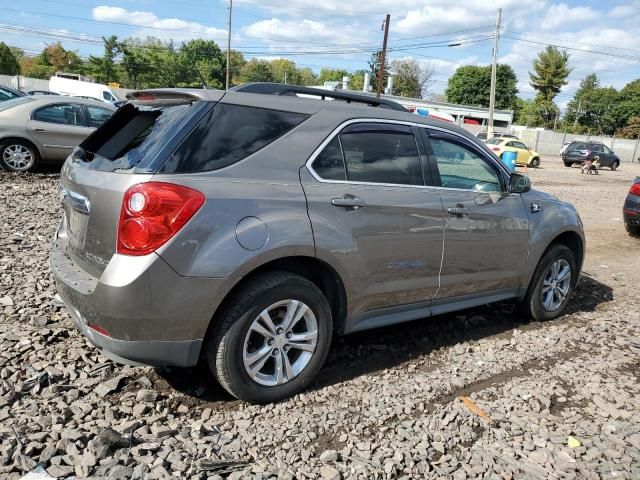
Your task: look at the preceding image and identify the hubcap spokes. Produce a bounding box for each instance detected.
[243,300,318,386]
[541,259,571,312]
[3,145,33,170]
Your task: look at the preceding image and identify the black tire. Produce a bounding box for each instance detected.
[563,161,573,168]
[530,157,541,168]
[521,244,578,321]
[611,161,619,171]
[0,139,40,172]
[205,271,332,403]
[625,221,640,236]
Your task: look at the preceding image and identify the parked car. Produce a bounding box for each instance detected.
[562,141,621,170]
[485,137,541,167]
[624,177,640,236]
[51,85,585,403]
[0,85,26,102]
[0,96,116,172]
[477,131,519,141]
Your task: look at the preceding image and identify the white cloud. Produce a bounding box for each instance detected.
[540,4,599,30]
[92,6,227,42]
[242,18,354,47]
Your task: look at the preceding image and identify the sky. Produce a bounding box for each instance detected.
[1,0,639,107]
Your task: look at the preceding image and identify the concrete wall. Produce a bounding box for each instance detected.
[0,75,50,92]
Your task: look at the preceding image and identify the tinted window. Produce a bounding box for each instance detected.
[512,141,528,150]
[569,142,586,151]
[0,89,20,101]
[312,137,346,180]
[505,141,516,147]
[428,136,501,192]
[603,145,612,154]
[485,138,502,145]
[103,91,116,102]
[86,106,113,128]
[32,103,84,126]
[339,124,423,185]
[592,144,604,153]
[166,104,308,173]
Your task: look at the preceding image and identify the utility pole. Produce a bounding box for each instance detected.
[487,8,501,139]
[376,14,390,99]
[573,99,582,128]
[225,0,232,90]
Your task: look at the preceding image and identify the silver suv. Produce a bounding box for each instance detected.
[51,85,585,403]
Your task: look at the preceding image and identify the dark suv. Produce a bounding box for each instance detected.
[51,85,584,402]
[562,141,621,170]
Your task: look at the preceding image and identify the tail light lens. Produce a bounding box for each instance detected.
[117,182,205,256]
[490,147,500,152]
[630,183,640,196]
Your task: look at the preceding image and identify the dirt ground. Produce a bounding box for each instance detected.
[0,158,639,479]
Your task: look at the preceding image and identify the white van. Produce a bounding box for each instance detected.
[49,73,119,105]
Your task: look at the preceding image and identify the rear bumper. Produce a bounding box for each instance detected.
[51,237,234,367]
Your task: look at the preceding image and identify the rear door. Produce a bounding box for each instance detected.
[599,145,615,167]
[420,128,530,300]
[301,121,445,318]
[510,140,530,164]
[28,102,93,160]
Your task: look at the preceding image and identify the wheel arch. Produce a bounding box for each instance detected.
[202,255,348,353]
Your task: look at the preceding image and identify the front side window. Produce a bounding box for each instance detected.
[32,103,84,126]
[603,145,612,154]
[428,135,502,192]
[512,141,528,150]
[338,123,423,186]
[166,104,308,173]
[103,91,116,102]
[591,144,604,153]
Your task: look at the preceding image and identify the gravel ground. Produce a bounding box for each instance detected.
[1,158,639,479]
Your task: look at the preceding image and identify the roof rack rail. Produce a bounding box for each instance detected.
[231,82,406,112]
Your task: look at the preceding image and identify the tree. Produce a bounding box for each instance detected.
[228,50,246,85]
[565,73,599,127]
[529,46,571,102]
[390,58,434,98]
[616,116,640,139]
[317,68,348,84]
[0,42,20,75]
[513,98,536,125]
[297,67,318,86]
[239,59,274,83]
[88,36,121,84]
[178,39,225,88]
[269,59,298,84]
[348,69,368,91]
[611,79,640,132]
[445,64,518,109]
[368,50,388,92]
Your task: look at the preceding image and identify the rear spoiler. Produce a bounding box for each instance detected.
[126,89,223,103]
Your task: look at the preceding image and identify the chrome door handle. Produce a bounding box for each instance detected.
[447,204,470,217]
[34,128,47,133]
[331,195,366,210]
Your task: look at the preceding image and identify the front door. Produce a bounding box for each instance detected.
[421,129,530,300]
[300,122,445,318]
[28,103,93,160]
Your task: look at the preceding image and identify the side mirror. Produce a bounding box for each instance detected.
[509,173,531,193]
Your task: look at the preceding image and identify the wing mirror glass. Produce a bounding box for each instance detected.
[509,173,531,193]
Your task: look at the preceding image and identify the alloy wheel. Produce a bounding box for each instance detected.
[3,144,34,171]
[242,300,318,386]
[541,259,571,312]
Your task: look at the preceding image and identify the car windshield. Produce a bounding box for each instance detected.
[0,97,35,112]
[485,138,503,145]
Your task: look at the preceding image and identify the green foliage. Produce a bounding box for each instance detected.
[348,69,367,91]
[611,79,640,132]
[239,59,274,83]
[87,36,120,84]
[529,46,571,102]
[0,42,20,75]
[616,116,640,139]
[445,64,518,109]
[368,50,388,91]
[318,68,349,84]
[296,67,317,86]
[390,58,434,99]
[269,59,299,84]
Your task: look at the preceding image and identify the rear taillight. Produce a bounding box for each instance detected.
[490,147,500,152]
[630,183,640,196]
[117,182,205,256]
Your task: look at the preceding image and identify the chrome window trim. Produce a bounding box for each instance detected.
[305,118,430,190]
[305,118,510,193]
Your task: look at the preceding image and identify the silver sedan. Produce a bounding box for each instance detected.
[0,96,116,172]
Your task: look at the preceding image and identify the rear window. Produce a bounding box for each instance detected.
[161,103,309,173]
[78,102,195,172]
[485,138,502,145]
[0,97,35,112]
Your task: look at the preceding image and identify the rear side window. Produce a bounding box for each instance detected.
[164,104,308,173]
[312,137,346,180]
[339,123,423,186]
